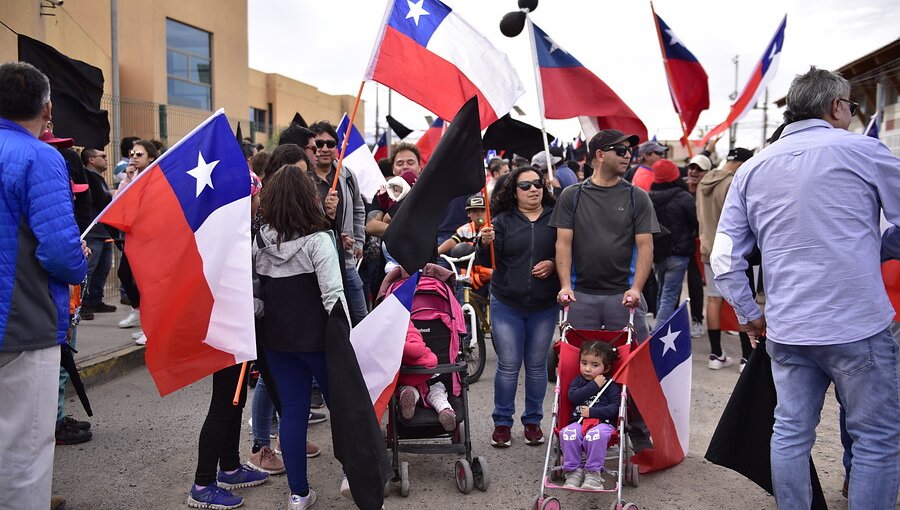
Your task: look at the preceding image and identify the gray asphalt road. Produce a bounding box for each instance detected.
[53,333,852,509]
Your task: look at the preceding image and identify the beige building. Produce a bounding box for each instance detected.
[0,0,363,150]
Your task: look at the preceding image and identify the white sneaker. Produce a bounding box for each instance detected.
[119,308,140,329]
[708,353,734,370]
[134,332,146,345]
[288,488,317,509]
[691,321,704,338]
[340,474,352,500]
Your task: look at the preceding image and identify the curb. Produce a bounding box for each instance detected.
[77,345,146,388]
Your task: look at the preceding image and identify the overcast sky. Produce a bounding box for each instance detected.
[248,0,899,154]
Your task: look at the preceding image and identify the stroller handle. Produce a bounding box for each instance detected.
[439,252,476,283]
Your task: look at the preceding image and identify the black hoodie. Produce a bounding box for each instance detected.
[649,182,697,258]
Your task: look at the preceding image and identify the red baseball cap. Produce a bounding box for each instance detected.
[39,130,75,149]
[70,180,89,193]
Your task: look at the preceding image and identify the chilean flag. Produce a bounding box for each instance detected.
[613,301,692,473]
[416,117,445,167]
[533,23,648,142]
[373,132,389,161]
[336,113,387,202]
[365,0,524,129]
[351,272,419,420]
[96,111,255,396]
[700,16,786,145]
[652,10,709,137]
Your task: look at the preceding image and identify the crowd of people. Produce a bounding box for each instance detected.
[1,58,898,510]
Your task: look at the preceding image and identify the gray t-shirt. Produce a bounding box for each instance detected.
[550,178,659,295]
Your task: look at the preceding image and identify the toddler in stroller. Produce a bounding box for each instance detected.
[560,341,620,490]
[397,321,457,431]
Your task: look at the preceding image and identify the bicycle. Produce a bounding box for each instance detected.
[440,246,490,384]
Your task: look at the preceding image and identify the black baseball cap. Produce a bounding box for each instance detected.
[727,147,754,162]
[465,194,486,210]
[588,130,640,157]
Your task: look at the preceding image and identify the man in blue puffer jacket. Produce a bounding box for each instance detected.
[0,61,88,510]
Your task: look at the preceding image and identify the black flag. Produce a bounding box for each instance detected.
[325,301,391,510]
[705,339,828,509]
[18,35,110,149]
[291,112,308,128]
[235,122,244,143]
[385,114,413,140]
[483,114,555,160]
[383,96,485,274]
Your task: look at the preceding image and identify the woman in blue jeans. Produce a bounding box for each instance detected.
[478,167,559,447]
[255,162,349,509]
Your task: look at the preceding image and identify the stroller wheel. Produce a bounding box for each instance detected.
[399,461,410,497]
[454,459,474,494]
[628,463,639,487]
[609,502,623,510]
[540,496,561,510]
[622,504,639,510]
[472,456,490,491]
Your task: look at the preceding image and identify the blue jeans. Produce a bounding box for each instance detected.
[251,375,275,447]
[490,296,557,427]
[264,348,330,495]
[344,264,368,326]
[84,237,112,306]
[767,329,900,509]
[653,255,690,327]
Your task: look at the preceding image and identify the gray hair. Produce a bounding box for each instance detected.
[784,66,850,123]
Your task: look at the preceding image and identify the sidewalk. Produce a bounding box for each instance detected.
[73,305,146,387]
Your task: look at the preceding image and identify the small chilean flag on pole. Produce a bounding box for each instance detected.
[94,110,255,396]
[373,132,389,161]
[416,117,445,167]
[351,271,420,420]
[700,16,786,145]
[336,113,387,201]
[613,301,692,473]
[365,0,525,129]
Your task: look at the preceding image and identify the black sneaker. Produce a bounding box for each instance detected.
[56,420,92,445]
[61,415,91,431]
[310,387,324,409]
[83,302,117,314]
[79,311,94,321]
[308,411,327,425]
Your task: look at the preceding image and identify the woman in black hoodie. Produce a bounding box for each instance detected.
[478,166,560,448]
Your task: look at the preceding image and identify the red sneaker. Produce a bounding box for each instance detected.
[490,425,511,448]
[524,423,545,445]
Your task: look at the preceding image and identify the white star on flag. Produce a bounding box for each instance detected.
[406,0,430,26]
[186,151,219,197]
[544,35,562,54]
[659,325,680,356]
[666,28,684,48]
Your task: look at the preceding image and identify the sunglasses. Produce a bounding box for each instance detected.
[602,144,632,157]
[129,151,146,158]
[305,144,317,152]
[654,150,668,156]
[315,139,337,149]
[837,98,858,116]
[516,179,545,191]
[92,154,108,159]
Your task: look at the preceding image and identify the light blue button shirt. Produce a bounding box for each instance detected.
[711,119,900,345]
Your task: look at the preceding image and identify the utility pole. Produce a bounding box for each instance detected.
[374,83,380,143]
[761,88,769,147]
[386,89,393,158]
[111,0,120,152]
[728,55,739,151]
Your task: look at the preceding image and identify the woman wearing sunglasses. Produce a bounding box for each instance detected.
[479,166,560,448]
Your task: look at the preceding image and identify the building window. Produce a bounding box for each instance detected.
[249,107,267,136]
[166,19,211,110]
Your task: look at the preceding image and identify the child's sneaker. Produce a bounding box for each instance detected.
[580,470,605,490]
[187,484,243,509]
[288,489,317,509]
[216,465,269,490]
[708,353,734,370]
[437,407,457,432]
[399,387,417,420]
[563,468,584,488]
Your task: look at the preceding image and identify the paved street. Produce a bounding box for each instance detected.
[53,321,855,510]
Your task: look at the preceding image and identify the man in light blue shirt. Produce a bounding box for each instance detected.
[712,67,900,509]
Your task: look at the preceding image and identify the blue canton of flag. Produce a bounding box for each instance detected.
[648,302,692,380]
[387,0,451,47]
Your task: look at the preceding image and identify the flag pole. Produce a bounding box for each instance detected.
[649,2,694,158]
[524,14,555,184]
[232,361,247,405]
[481,186,496,269]
[332,80,367,191]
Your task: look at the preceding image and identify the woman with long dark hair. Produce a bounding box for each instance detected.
[255,164,348,509]
[479,166,560,448]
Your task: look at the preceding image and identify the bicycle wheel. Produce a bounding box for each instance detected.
[463,310,486,384]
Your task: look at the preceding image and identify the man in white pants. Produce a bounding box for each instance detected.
[0,61,88,510]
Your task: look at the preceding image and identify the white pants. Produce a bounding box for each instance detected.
[0,346,61,510]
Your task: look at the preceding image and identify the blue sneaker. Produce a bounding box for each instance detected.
[216,465,269,490]
[187,484,243,509]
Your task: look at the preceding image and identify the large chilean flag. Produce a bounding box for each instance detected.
[653,10,709,137]
[700,16,786,145]
[365,0,524,129]
[533,23,647,142]
[96,111,255,396]
[613,302,692,473]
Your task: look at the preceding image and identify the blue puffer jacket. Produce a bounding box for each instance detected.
[0,119,87,352]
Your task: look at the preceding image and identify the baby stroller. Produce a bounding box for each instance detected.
[378,264,490,497]
[533,310,640,510]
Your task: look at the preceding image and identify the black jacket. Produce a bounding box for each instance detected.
[84,168,112,238]
[649,182,697,258]
[479,207,560,312]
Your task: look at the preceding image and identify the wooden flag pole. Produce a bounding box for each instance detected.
[649,1,694,158]
[524,15,555,184]
[481,186,496,269]
[232,361,247,406]
[331,80,367,191]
